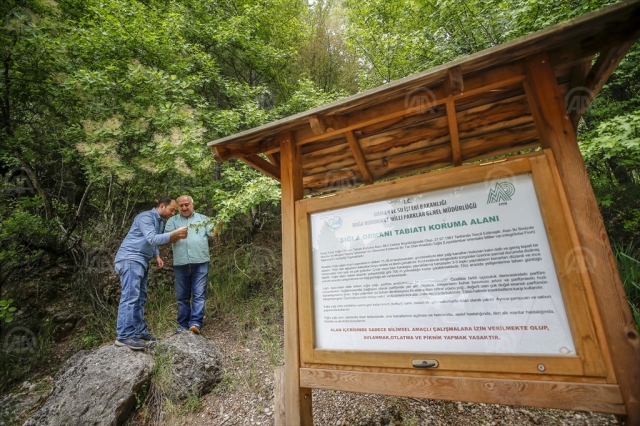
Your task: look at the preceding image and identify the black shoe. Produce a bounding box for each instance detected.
[174,327,188,335]
[136,332,158,342]
[115,337,145,350]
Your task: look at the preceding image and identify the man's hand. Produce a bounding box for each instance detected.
[169,226,188,242]
[155,255,164,269]
[211,220,225,238]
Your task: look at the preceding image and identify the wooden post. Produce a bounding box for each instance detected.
[524,52,640,424]
[274,366,286,425]
[280,132,313,425]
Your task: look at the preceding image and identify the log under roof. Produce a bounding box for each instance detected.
[208,0,640,195]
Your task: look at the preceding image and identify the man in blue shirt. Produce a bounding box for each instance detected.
[114,196,188,350]
[165,195,222,335]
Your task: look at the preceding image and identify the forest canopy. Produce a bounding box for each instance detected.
[1,0,638,293]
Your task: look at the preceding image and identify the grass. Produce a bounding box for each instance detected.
[613,242,640,332]
[0,322,53,394]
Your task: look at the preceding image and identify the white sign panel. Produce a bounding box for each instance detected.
[310,174,576,355]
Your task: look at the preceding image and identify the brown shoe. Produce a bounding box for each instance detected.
[189,325,200,334]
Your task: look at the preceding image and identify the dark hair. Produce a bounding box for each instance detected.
[157,196,173,207]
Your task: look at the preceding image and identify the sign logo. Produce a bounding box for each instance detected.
[487,182,515,204]
[325,215,343,231]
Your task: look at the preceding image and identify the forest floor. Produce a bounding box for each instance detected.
[125,319,620,426]
[0,310,624,426]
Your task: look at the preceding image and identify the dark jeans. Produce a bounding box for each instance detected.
[174,262,209,329]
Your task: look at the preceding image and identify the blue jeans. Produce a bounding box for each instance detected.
[115,260,150,340]
[174,262,209,329]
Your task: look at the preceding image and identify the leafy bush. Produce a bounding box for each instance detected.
[0,299,17,323]
[614,243,640,332]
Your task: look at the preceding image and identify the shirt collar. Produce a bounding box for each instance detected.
[151,208,162,221]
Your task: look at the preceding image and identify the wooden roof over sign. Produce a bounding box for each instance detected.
[208,0,640,195]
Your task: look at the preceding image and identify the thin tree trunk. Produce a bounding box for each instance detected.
[16,156,53,221]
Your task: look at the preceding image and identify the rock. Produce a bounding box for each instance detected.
[24,345,154,426]
[157,331,223,400]
[0,377,52,425]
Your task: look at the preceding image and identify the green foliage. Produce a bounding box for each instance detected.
[0,299,17,323]
[0,324,53,393]
[613,243,640,333]
[581,111,640,170]
[578,43,640,244]
[342,0,613,89]
[0,197,58,289]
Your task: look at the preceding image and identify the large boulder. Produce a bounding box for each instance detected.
[24,345,154,426]
[158,331,223,400]
[0,377,53,425]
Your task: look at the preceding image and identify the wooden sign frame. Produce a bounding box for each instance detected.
[293,151,621,414]
[296,151,608,378]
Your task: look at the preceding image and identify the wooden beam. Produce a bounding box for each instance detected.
[444,65,464,97]
[300,369,625,415]
[239,155,281,181]
[445,100,462,166]
[267,152,280,169]
[566,61,590,131]
[345,130,374,184]
[210,137,281,162]
[280,132,313,426]
[209,144,230,162]
[569,38,639,128]
[274,366,285,426]
[309,114,327,135]
[212,62,524,163]
[294,62,527,146]
[525,52,640,424]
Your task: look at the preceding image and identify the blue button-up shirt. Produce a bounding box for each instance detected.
[115,208,171,266]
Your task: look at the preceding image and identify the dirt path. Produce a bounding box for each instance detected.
[155,326,619,426]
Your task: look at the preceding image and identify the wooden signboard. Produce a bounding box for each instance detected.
[295,150,617,409]
[208,3,640,424]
